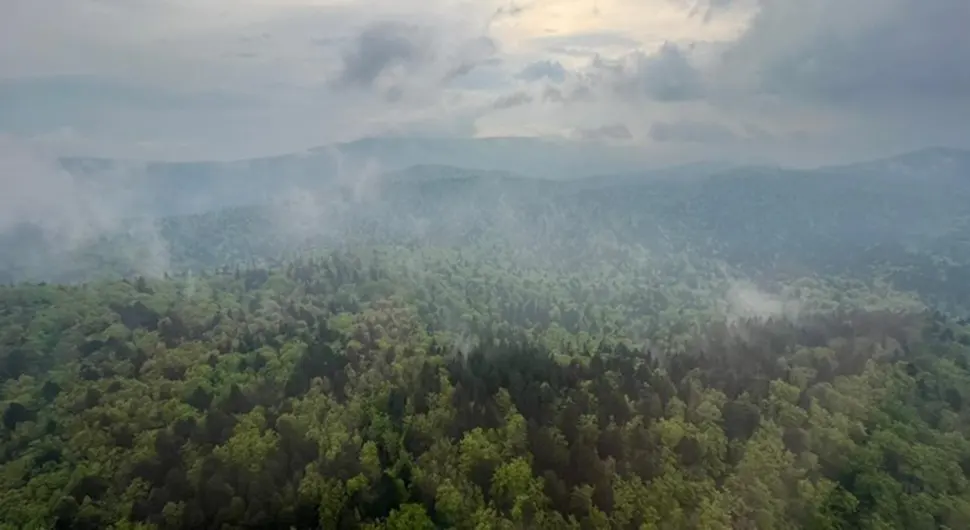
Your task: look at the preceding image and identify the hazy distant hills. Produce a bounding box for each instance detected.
[58,138,970,219]
[46,143,970,246]
[821,147,970,180]
[3,141,968,285]
[58,136,656,216]
[324,136,653,179]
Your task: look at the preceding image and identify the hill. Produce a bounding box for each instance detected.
[3,146,970,528]
[56,137,655,217]
[4,148,970,309]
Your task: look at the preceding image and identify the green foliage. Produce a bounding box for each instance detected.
[2,231,970,529]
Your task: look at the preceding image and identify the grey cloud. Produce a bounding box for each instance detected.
[336,22,432,87]
[689,0,738,22]
[724,0,970,105]
[742,122,772,140]
[445,61,509,90]
[240,33,273,44]
[383,85,405,102]
[649,120,735,143]
[517,60,566,83]
[311,37,340,47]
[0,1,513,159]
[334,20,500,101]
[9,0,966,164]
[611,43,705,101]
[707,0,735,9]
[541,85,593,104]
[566,85,594,103]
[576,124,633,141]
[445,58,495,81]
[443,36,500,83]
[584,43,705,103]
[493,91,533,110]
[542,86,564,103]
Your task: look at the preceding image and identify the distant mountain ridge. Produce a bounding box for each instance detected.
[60,135,654,184]
[3,143,970,288]
[57,136,654,217]
[57,139,970,219]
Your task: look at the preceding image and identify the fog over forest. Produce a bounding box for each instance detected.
[3,1,970,529]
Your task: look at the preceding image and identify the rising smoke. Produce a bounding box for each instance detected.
[0,135,170,281]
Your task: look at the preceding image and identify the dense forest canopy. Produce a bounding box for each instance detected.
[3,148,970,529]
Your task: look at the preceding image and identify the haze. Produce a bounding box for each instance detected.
[6,2,970,529]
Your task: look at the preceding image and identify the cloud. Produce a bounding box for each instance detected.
[491,1,533,21]
[721,0,970,106]
[541,86,564,103]
[689,0,747,23]
[669,0,970,160]
[513,41,708,121]
[649,120,735,143]
[2,0,969,163]
[443,36,501,83]
[594,43,705,102]
[335,22,433,89]
[575,124,633,141]
[332,11,502,97]
[493,91,534,110]
[540,85,594,104]
[0,0,510,157]
[529,31,642,55]
[516,60,567,83]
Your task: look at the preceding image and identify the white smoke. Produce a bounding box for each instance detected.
[722,280,802,322]
[269,148,385,248]
[0,134,170,280]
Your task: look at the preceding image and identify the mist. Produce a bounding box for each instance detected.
[722,281,800,323]
[0,136,126,248]
[4,136,969,289]
[0,136,173,282]
[6,0,970,526]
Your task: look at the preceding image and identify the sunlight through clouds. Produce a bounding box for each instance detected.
[1,0,968,162]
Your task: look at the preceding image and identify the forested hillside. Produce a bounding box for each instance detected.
[5,149,970,311]
[3,151,970,529]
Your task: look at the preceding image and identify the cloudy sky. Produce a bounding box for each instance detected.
[2,0,969,164]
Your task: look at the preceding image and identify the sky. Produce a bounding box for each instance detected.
[2,0,970,164]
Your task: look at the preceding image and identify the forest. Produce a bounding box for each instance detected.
[3,152,970,529]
